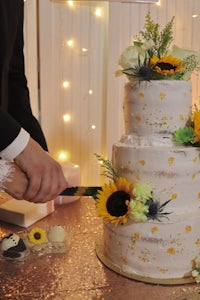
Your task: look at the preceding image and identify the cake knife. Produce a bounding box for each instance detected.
[60,186,102,199]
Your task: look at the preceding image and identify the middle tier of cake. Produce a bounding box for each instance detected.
[112,143,200,217]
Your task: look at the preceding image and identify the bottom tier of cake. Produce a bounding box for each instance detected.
[98,212,200,284]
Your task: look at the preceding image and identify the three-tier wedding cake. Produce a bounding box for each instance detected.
[96,13,200,284]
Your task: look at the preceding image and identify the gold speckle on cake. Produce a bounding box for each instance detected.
[195,238,200,245]
[157,267,168,274]
[159,93,166,99]
[120,256,128,265]
[193,157,197,163]
[198,192,200,199]
[185,225,192,233]
[139,160,145,166]
[192,174,196,180]
[120,165,134,175]
[138,256,150,263]
[171,193,177,200]
[167,247,176,255]
[131,232,140,244]
[156,171,176,178]
[135,115,141,121]
[136,175,141,181]
[168,157,174,165]
[179,114,184,121]
[151,227,158,233]
[139,92,144,98]
[137,248,152,262]
[162,116,167,124]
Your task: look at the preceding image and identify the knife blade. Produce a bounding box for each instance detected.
[60,186,102,198]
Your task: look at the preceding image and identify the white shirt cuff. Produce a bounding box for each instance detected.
[0,128,30,160]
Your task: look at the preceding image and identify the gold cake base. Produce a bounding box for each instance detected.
[96,238,195,285]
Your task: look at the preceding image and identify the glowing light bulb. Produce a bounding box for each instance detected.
[68,0,74,7]
[91,125,96,130]
[95,8,102,17]
[67,39,74,47]
[63,114,71,122]
[57,151,69,162]
[89,90,93,95]
[62,81,70,89]
[82,48,88,52]
[156,0,161,5]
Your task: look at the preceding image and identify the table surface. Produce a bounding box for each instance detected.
[0,196,200,300]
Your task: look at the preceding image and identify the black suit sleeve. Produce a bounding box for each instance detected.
[0,0,48,152]
[0,109,21,152]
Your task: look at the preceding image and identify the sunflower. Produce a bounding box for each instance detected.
[27,227,47,245]
[150,55,184,76]
[193,110,200,143]
[96,177,135,226]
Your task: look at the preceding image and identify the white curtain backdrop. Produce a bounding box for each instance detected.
[24,0,200,185]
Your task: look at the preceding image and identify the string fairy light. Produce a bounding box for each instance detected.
[67,0,74,7]
[63,114,71,122]
[62,80,70,89]
[57,151,69,162]
[66,39,74,47]
[95,7,103,17]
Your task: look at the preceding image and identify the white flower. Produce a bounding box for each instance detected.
[134,40,154,57]
[169,45,200,80]
[192,270,199,277]
[193,255,200,269]
[118,46,142,69]
[192,270,200,283]
[169,44,200,61]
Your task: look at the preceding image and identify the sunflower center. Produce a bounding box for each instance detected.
[106,190,130,217]
[156,62,176,71]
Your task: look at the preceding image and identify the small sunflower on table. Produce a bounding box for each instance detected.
[95,154,171,227]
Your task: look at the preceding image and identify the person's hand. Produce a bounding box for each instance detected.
[14,137,68,203]
[4,163,28,200]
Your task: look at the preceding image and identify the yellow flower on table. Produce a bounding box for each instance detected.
[28,227,47,245]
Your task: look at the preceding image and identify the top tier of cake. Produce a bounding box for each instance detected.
[123,80,191,146]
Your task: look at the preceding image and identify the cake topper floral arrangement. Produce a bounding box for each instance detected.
[95,154,171,227]
[116,12,200,81]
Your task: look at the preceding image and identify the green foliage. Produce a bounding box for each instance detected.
[94,153,119,182]
[139,12,174,58]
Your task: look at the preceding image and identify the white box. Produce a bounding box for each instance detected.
[0,199,55,228]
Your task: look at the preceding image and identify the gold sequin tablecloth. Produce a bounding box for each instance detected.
[0,196,200,300]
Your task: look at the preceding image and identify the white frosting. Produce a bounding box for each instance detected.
[106,80,200,281]
[123,81,191,139]
[104,213,200,279]
[112,144,200,215]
